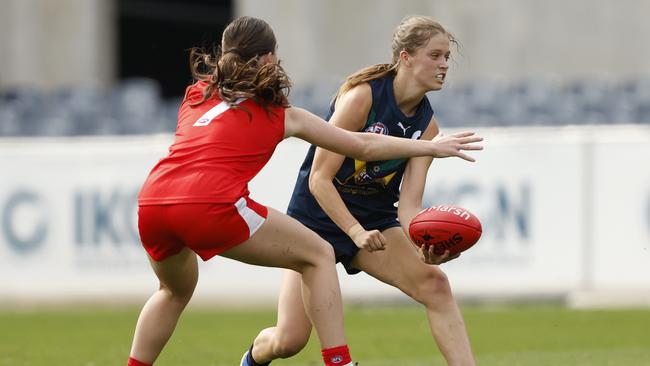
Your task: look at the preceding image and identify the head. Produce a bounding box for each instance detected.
[220,16,277,64]
[189,16,290,108]
[337,15,455,97]
[392,15,453,91]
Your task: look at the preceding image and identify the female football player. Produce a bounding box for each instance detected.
[241,15,477,366]
[127,15,482,366]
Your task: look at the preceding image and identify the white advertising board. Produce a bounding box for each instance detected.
[1,125,649,305]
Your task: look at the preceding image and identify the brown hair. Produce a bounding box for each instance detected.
[189,16,291,110]
[336,15,455,98]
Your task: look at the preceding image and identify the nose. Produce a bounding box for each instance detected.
[440,59,449,69]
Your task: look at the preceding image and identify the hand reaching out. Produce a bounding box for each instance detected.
[432,131,484,162]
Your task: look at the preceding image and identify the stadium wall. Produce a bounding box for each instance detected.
[3,0,650,90]
[0,0,115,89]
[1,125,649,307]
[236,0,650,87]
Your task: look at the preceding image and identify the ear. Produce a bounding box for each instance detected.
[259,52,275,65]
[399,49,411,67]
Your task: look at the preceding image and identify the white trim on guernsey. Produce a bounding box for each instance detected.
[234,197,265,237]
[193,98,246,126]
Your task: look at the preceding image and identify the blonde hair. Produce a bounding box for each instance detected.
[336,16,454,98]
[189,16,291,110]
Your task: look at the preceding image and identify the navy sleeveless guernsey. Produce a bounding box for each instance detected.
[287,73,433,273]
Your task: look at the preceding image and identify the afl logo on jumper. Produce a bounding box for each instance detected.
[365,122,388,135]
[330,356,343,363]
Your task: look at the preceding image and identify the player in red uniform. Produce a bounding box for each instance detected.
[127,16,483,366]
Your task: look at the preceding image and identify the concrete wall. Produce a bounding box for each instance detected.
[0,0,115,89]
[1,0,649,92]
[236,0,650,87]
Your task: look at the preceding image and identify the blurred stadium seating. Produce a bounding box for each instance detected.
[1,77,649,136]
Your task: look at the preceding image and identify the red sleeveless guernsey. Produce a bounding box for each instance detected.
[138,81,286,205]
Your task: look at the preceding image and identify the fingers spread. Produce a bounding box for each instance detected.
[461,144,483,151]
[459,136,483,144]
[457,153,476,162]
[451,131,475,138]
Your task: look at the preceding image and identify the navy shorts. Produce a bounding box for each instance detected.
[304,219,401,274]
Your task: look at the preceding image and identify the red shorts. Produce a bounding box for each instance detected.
[138,197,268,261]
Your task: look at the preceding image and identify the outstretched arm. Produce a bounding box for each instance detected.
[284,100,482,162]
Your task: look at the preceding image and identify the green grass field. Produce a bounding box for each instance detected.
[1,304,649,365]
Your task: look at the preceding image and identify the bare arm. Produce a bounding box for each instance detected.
[397,117,438,235]
[283,89,483,162]
[398,117,458,264]
[303,84,388,251]
[285,85,482,251]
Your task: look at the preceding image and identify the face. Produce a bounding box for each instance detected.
[404,33,450,91]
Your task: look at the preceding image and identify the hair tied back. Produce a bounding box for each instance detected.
[222,48,242,57]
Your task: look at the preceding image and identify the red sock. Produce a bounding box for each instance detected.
[321,345,352,366]
[127,356,152,366]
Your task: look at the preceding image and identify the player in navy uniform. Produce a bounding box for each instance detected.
[241,16,477,366]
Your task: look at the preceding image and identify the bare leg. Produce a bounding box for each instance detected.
[129,247,198,363]
[221,208,345,350]
[351,227,476,366]
[245,270,312,363]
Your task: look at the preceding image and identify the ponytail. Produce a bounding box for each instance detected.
[335,63,397,99]
[188,46,291,110]
[187,16,292,111]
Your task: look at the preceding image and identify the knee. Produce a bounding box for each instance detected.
[410,267,453,306]
[160,282,195,307]
[313,242,336,264]
[310,239,335,262]
[297,241,336,271]
[272,332,309,358]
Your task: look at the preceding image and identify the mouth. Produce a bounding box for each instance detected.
[435,73,446,83]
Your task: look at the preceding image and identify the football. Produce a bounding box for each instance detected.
[409,205,482,256]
